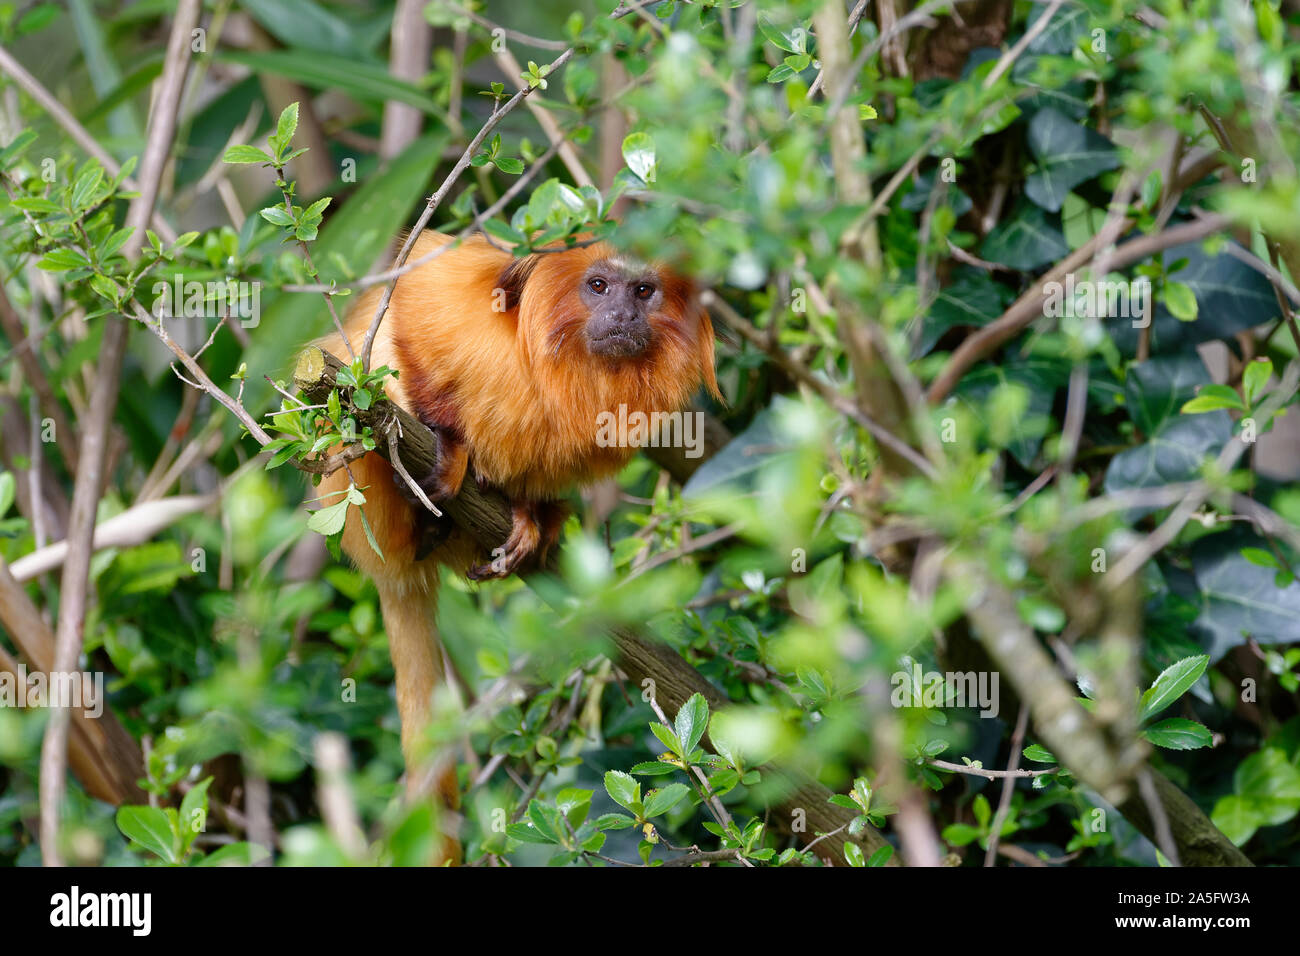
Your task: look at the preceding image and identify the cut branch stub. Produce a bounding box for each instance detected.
[292,345,514,548]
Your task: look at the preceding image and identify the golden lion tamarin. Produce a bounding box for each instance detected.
[313,231,718,857]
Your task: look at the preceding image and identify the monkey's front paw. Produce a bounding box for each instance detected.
[467,502,542,580]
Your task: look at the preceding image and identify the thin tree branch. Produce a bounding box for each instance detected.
[39,0,201,867]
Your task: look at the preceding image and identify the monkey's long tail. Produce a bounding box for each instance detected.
[376,574,463,862]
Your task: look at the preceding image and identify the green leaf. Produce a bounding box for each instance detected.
[223,144,273,165]
[38,248,91,272]
[555,788,592,828]
[642,783,690,819]
[307,498,350,536]
[650,722,682,756]
[674,693,709,756]
[178,777,212,851]
[1242,358,1273,405]
[358,504,385,562]
[979,200,1069,271]
[782,53,811,73]
[505,821,558,845]
[527,799,564,844]
[69,164,105,210]
[1190,532,1300,660]
[1022,744,1057,763]
[0,128,37,167]
[603,770,640,812]
[1233,747,1300,817]
[273,103,300,153]
[1163,280,1199,321]
[1023,108,1119,212]
[1211,794,1262,846]
[195,842,270,866]
[1180,383,1244,414]
[1240,547,1282,570]
[867,845,894,867]
[844,842,865,866]
[756,12,803,53]
[0,472,15,518]
[238,0,362,58]
[941,823,981,846]
[482,218,526,245]
[629,760,678,776]
[260,205,295,227]
[1139,655,1209,723]
[594,812,636,830]
[116,806,178,863]
[973,793,991,828]
[621,132,656,184]
[1143,718,1213,750]
[1124,355,1212,434]
[1104,411,1232,505]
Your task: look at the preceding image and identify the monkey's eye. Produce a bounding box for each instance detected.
[587,277,608,295]
[634,283,655,300]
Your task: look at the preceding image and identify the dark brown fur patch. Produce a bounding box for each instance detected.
[393,334,464,435]
[497,254,542,311]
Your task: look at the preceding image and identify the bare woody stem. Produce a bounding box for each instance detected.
[39,0,202,867]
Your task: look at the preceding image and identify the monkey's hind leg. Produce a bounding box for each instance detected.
[467,499,568,580]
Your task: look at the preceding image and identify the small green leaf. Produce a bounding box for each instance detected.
[1139,655,1209,723]
[674,693,709,756]
[1022,744,1057,763]
[505,821,558,844]
[867,845,893,866]
[594,812,636,830]
[621,132,656,184]
[629,761,678,776]
[1181,383,1245,414]
[650,722,682,756]
[642,783,690,818]
[307,498,350,536]
[941,823,981,846]
[603,770,640,812]
[223,144,273,165]
[1163,280,1199,321]
[273,102,300,153]
[1240,547,1282,570]
[116,806,178,863]
[1143,718,1213,750]
[1242,358,1273,405]
[195,842,269,866]
[260,205,295,227]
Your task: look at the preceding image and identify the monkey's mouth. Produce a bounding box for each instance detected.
[586,326,651,358]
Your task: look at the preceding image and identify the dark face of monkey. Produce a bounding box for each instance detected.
[579,259,662,359]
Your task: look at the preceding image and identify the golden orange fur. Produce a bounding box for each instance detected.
[310,230,717,857]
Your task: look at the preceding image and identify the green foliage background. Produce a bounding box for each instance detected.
[1,0,1299,867]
